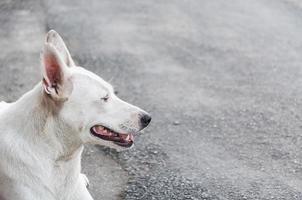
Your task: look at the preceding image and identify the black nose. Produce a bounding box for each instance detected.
[140,114,152,128]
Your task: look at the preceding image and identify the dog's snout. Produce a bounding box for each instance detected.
[140,114,151,128]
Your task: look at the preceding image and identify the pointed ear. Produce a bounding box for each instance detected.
[45,30,75,67]
[41,43,73,101]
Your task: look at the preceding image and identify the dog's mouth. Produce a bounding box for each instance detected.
[90,125,134,148]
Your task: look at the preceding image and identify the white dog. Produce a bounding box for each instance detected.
[0,30,151,200]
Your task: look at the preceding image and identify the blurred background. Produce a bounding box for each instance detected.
[1,0,302,199]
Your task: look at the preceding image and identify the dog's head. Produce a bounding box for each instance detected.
[41,30,151,150]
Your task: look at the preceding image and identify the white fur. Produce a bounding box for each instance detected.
[0,30,149,200]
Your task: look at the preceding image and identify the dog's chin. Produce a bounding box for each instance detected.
[90,125,134,149]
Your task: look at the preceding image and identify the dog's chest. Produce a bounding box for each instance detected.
[50,149,83,199]
[0,138,83,200]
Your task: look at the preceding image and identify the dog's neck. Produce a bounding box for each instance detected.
[11,83,83,162]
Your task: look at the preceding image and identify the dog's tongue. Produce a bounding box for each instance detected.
[91,125,134,147]
[93,125,133,143]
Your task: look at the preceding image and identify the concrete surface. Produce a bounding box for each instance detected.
[1,0,302,199]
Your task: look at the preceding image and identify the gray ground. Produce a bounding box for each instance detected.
[1,0,302,199]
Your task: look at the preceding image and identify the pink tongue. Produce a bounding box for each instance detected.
[93,126,134,142]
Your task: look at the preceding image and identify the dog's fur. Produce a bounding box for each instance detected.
[0,30,151,200]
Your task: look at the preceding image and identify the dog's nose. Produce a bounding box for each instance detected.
[140,114,152,128]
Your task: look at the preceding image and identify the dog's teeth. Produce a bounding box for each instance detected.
[125,135,130,141]
[95,126,104,132]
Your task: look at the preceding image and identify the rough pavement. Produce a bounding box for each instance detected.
[1,0,302,199]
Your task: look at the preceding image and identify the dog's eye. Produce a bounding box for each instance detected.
[101,94,109,102]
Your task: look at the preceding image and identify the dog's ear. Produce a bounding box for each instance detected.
[45,30,75,67]
[41,43,73,101]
